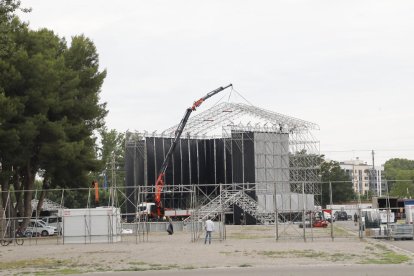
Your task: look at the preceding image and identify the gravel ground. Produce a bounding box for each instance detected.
[0,224,413,275]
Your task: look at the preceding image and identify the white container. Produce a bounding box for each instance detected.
[405,200,414,224]
[63,207,121,244]
[379,210,395,224]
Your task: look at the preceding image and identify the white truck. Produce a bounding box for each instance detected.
[136,202,191,221]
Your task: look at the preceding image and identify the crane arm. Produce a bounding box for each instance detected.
[154,84,232,217]
[192,84,233,110]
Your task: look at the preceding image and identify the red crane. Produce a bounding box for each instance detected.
[154,84,232,217]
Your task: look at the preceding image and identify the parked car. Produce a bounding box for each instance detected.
[299,219,329,228]
[25,219,56,236]
[313,220,329,228]
[41,216,63,235]
[335,211,348,221]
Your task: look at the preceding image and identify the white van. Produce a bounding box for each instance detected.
[41,216,63,235]
[26,219,56,236]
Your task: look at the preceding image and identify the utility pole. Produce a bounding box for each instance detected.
[371,150,375,168]
[109,152,117,208]
[371,150,378,196]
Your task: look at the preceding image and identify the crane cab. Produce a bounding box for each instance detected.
[136,202,157,220]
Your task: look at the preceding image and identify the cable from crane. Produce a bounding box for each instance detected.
[211,89,232,107]
[227,86,233,102]
[231,87,255,106]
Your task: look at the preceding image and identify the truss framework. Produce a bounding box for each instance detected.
[130,182,321,241]
[126,101,321,221]
[163,102,319,136]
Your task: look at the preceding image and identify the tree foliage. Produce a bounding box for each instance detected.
[289,151,354,207]
[384,158,414,198]
[45,128,125,209]
[0,2,107,223]
[98,127,125,170]
[96,128,125,207]
[320,158,354,207]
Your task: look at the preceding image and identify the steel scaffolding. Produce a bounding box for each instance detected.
[125,101,321,236]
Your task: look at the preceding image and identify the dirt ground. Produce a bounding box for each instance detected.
[0,225,413,275]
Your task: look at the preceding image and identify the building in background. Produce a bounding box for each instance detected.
[339,157,385,197]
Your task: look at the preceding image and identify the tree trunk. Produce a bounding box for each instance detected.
[13,172,24,219]
[1,170,17,236]
[36,177,49,217]
[21,164,35,228]
[1,178,10,216]
[1,169,15,219]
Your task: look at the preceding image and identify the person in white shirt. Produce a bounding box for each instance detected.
[204,218,215,244]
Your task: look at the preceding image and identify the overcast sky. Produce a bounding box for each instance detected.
[18,0,414,165]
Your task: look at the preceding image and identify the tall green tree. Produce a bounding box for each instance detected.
[0,2,107,223]
[91,128,125,207]
[384,158,414,198]
[46,128,125,209]
[97,127,125,188]
[289,151,354,207]
[320,159,354,207]
[0,0,32,219]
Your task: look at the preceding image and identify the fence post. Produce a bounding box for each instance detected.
[302,182,306,242]
[412,212,414,240]
[274,182,278,241]
[329,181,333,241]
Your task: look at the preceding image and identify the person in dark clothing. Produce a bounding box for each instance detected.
[166,217,174,235]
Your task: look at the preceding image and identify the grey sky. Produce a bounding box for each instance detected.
[19,0,414,165]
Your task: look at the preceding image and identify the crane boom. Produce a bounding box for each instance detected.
[154,84,232,217]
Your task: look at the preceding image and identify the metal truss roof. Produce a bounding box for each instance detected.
[163,102,319,137]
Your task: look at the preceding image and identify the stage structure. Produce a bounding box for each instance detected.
[125,102,320,226]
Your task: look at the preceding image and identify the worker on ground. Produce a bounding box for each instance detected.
[166,217,174,235]
[354,213,358,226]
[204,217,215,244]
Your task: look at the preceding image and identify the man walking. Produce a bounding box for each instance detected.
[204,217,215,244]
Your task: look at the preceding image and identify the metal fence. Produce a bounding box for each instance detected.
[1,181,414,246]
